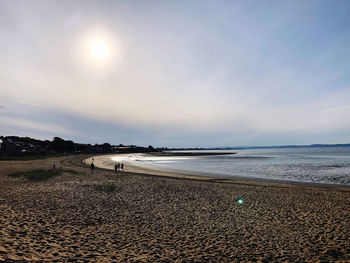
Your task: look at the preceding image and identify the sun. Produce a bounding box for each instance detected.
[90,41,109,59]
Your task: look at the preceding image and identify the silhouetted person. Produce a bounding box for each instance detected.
[91,162,95,173]
[52,162,56,170]
[121,163,124,171]
[114,163,118,174]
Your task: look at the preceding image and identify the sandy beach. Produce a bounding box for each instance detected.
[1,154,350,262]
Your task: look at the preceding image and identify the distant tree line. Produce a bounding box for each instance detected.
[0,136,158,159]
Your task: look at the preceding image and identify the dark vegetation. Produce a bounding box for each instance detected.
[93,183,121,193]
[1,154,65,161]
[7,169,78,181]
[0,136,158,160]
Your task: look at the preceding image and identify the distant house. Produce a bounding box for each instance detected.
[0,138,4,158]
[0,138,16,157]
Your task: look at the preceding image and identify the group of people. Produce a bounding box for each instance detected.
[114,162,124,173]
[89,158,124,174]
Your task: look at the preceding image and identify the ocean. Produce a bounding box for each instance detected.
[111,147,350,186]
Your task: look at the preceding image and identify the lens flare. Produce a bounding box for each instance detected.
[90,41,109,59]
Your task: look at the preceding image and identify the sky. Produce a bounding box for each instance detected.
[0,0,350,147]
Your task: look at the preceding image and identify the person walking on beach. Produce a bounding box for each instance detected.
[121,163,124,172]
[114,163,118,174]
[91,162,95,173]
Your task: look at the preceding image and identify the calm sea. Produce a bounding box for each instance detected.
[113,147,350,186]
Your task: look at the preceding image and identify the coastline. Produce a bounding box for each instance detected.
[84,154,350,191]
[1,155,350,261]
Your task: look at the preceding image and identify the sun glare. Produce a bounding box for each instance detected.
[90,41,109,59]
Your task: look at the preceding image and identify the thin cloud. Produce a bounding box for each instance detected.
[0,116,77,136]
[0,1,349,146]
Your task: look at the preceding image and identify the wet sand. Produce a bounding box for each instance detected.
[1,154,350,262]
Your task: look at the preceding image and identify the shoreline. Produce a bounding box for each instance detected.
[84,154,350,192]
[1,155,350,261]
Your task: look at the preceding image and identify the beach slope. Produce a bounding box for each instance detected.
[0,155,350,262]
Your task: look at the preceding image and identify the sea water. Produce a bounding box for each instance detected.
[112,147,350,186]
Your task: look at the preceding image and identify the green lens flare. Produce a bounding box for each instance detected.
[238,199,243,204]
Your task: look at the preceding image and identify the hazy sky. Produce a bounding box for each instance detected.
[1,0,349,147]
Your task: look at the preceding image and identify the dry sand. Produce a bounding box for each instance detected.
[1,155,350,262]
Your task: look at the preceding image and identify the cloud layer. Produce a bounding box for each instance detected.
[1,0,350,146]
